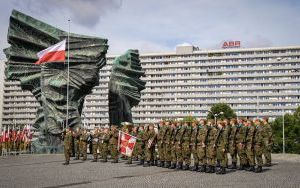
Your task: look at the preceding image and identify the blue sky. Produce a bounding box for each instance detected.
[0,0,300,59]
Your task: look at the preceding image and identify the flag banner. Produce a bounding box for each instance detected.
[118,131,137,157]
[35,39,66,64]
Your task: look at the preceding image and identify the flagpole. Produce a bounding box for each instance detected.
[66,19,70,130]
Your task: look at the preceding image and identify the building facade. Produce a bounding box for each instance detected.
[1,44,300,128]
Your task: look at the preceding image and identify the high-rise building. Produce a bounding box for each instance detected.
[0,60,5,128]
[2,44,300,128]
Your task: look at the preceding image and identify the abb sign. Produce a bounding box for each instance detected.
[222,41,241,48]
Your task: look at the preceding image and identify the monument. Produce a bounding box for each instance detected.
[4,10,108,153]
[108,50,146,126]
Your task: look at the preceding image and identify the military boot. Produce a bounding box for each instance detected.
[126,159,132,164]
[101,159,107,162]
[183,164,190,170]
[205,165,211,173]
[255,166,263,173]
[246,166,255,172]
[111,159,118,163]
[143,161,151,167]
[164,161,171,168]
[238,164,244,170]
[176,162,183,170]
[138,159,144,165]
[228,162,237,169]
[190,163,198,171]
[63,161,69,165]
[150,160,155,166]
[159,161,165,167]
[91,159,98,162]
[211,166,215,173]
[169,162,176,169]
[197,165,206,172]
[153,160,158,166]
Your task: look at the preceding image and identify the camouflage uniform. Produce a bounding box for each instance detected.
[163,125,172,168]
[169,125,178,169]
[206,125,218,173]
[228,124,238,169]
[236,123,247,170]
[245,123,256,171]
[190,124,199,171]
[254,123,264,173]
[175,125,185,169]
[181,125,192,170]
[157,125,167,166]
[196,124,208,172]
[73,130,81,160]
[80,131,89,160]
[108,128,119,163]
[143,128,156,166]
[101,130,110,162]
[262,122,273,166]
[134,128,145,165]
[92,130,101,161]
[63,130,73,165]
[215,126,228,174]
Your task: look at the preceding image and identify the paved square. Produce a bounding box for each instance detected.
[0,154,299,188]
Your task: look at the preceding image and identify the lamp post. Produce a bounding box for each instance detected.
[208,110,224,125]
[282,111,285,154]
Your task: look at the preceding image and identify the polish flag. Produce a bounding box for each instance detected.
[35,39,66,65]
[119,131,137,157]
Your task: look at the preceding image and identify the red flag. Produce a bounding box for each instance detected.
[119,131,137,157]
[35,39,66,65]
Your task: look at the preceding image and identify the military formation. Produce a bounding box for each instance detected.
[0,127,33,155]
[62,117,273,175]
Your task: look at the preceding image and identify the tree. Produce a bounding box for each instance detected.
[183,115,197,122]
[207,103,237,120]
[271,106,300,154]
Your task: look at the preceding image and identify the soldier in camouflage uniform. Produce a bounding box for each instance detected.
[215,121,228,174]
[206,119,218,173]
[63,128,73,165]
[100,126,110,162]
[143,124,157,167]
[254,119,264,173]
[228,118,238,169]
[223,119,231,168]
[245,119,256,172]
[175,121,185,170]
[181,121,192,170]
[73,127,81,160]
[163,121,172,168]
[135,125,145,165]
[236,118,247,170]
[190,120,199,171]
[262,117,273,166]
[109,125,119,163]
[80,129,89,161]
[157,121,167,167]
[196,119,208,172]
[91,127,100,162]
[169,122,178,169]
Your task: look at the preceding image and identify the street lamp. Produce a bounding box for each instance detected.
[208,110,224,125]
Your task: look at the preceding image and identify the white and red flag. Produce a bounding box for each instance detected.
[35,39,66,65]
[118,131,137,157]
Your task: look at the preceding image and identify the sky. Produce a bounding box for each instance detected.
[0,0,300,58]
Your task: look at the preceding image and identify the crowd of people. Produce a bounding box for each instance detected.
[62,117,273,175]
[0,126,33,155]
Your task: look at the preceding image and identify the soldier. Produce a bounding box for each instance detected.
[109,125,119,163]
[169,122,178,169]
[136,125,146,165]
[175,121,185,170]
[157,120,167,167]
[206,119,218,173]
[80,129,89,161]
[262,117,273,166]
[143,124,157,167]
[254,119,264,173]
[190,120,199,171]
[181,121,192,170]
[223,119,231,168]
[73,127,81,160]
[101,125,110,162]
[236,118,247,170]
[245,119,256,172]
[63,128,73,165]
[215,121,228,174]
[228,118,238,169]
[163,121,173,168]
[91,127,100,162]
[196,119,208,172]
